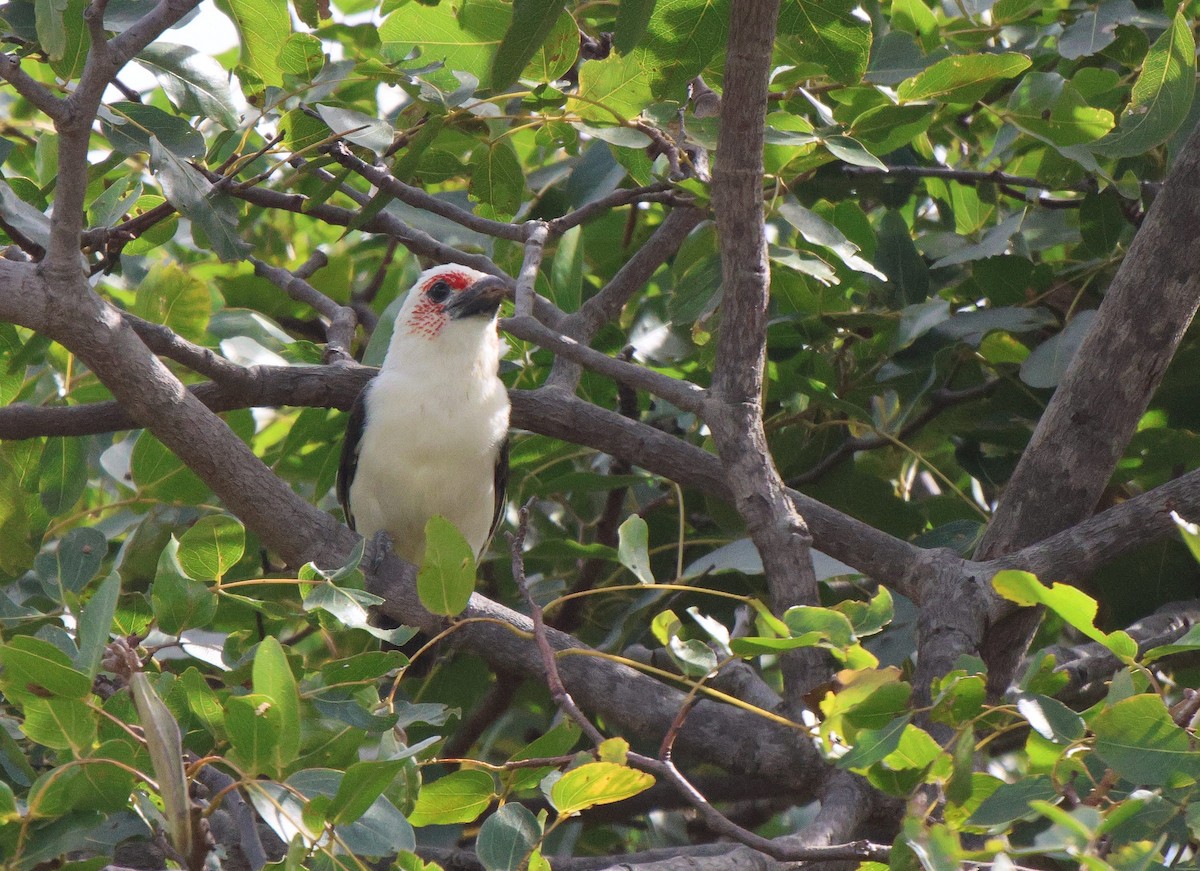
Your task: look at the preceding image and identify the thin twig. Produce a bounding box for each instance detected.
[249,255,357,363]
[788,378,1002,486]
[327,141,528,242]
[509,499,606,747]
[503,315,707,414]
[355,238,400,306]
[545,183,685,237]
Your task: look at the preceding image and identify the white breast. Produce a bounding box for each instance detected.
[348,329,509,565]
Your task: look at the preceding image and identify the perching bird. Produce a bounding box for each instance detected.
[338,263,510,566]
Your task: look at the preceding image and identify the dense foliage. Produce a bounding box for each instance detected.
[3,0,1200,869]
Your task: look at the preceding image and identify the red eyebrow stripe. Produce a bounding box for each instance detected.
[424,272,473,291]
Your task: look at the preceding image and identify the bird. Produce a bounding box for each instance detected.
[337,263,510,567]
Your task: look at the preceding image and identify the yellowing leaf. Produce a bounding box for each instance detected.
[550,762,654,814]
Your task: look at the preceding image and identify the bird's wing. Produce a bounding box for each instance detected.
[489,437,509,548]
[336,388,369,531]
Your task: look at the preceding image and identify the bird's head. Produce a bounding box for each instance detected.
[396,264,509,341]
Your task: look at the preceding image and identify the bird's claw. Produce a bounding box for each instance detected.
[365,530,395,575]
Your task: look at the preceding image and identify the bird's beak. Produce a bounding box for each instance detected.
[446,275,508,320]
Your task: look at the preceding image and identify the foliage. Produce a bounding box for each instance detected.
[2,0,1200,869]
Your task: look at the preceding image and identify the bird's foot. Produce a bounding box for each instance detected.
[364,530,395,575]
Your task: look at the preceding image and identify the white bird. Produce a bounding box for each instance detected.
[338,263,510,565]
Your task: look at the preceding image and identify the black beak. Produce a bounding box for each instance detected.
[446,276,508,320]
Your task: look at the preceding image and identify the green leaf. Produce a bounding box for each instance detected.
[408,769,496,826]
[779,199,886,279]
[930,211,1024,270]
[417,516,477,616]
[1092,694,1200,786]
[897,53,1032,104]
[1058,0,1139,60]
[875,209,930,305]
[849,103,934,155]
[304,582,415,644]
[315,104,393,155]
[132,262,212,344]
[151,537,218,636]
[380,0,510,89]
[131,430,211,504]
[469,140,524,221]
[150,137,251,261]
[777,0,872,85]
[1019,310,1096,389]
[1006,73,1114,146]
[992,570,1136,659]
[101,101,207,158]
[21,697,96,754]
[477,803,541,871]
[136,43,241,130]
[614,0,655,54]
[130,672,192,855]
[48,0,88,79]
[491,0,563,90]
[250,769,416,855]
[39,437,87,516]
[821,134,886,170]
[216,0,291,87]
[836,714,910,769]
[72,739,137,813]
[54,527,107,595]
[505,721,582,791]
[277,32,325,78]
[964,782,1060,830]
[181,666,227,740]
[783,605,856,647]
[550,762,655,814]
[0,635,92,700]
[177,515,245,582]
[227,692,284,778]
[34,0,67,60]
[550,225,584,312]
[1079,189,1128,258]
[75,574,120,678]
[523,10,578,85]
[833,587,893,637]
[253,637,301,769]
[1014,693,1084,744]
[617,515,654,585]
[577,0,729,120]
[328,759,406,825]
[1094,11,1195,157]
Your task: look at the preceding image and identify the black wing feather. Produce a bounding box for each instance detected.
[337,389,370,531]
[488,438,509,547]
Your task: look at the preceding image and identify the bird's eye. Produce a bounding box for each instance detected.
[426,280,452,304]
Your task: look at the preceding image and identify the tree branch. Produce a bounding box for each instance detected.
[503,315,707,413]
[706,0,822,704]
[0,54,66,120]
[972,122,1200,692]
[249,254,357,363]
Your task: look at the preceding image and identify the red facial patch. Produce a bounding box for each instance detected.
[422,271,473,292]
[404,271,476,338]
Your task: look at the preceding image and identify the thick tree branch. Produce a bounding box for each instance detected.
[42,0,203,275]
[707,0,821,704]
[972,123,1200,692]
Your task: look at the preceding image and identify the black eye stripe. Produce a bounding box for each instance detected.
[426,280,452,303]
